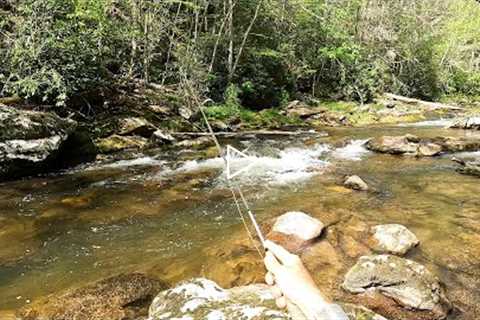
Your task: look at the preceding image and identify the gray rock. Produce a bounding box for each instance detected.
[370,224,419,255]
[0,106,95,180]
[453,158,480,177]
[366,135,419,155]
[272,211,324,242]
[176,137,214,149]
[148,278,290,320]
[344,175,369,191]
[178,106,193,120]
[151,129,175,145]
[118,117,157,138]
[343,255,450,319]
[449,117,480,130]
[366,135,480,156]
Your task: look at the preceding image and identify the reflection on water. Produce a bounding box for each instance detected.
[1,124,480,319]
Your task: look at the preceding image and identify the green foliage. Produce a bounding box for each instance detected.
[1,0,480,109]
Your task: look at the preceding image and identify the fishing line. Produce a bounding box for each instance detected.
[197,101,265,258]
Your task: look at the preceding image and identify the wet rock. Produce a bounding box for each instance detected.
[268,211,324,253]
[366,135,419,155]
[433,136,480,153]
[19,273,165,320]
[0,106,96,180]
[449,117,480,130]
[95,135,148,153]
[453,158,480,177]
[343,255,451,320]
[369,224,419,255]
[150,129,175,145]
[118,117,157,137]
[344,175,369,191]
[366,135,480,156]
[148,278,290,320]
[417,143,443,157]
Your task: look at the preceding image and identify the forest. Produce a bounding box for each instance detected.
[1,0,480,112]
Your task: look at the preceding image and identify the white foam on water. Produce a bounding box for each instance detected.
[160,144,330,185]
[397,119,453,127]
[450,151,480,159]
[332,139,370,161]
[84,157,165,171]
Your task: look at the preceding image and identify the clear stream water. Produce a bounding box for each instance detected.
[0,124,479,319]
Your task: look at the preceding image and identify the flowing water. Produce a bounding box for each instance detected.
[1,124,480,319]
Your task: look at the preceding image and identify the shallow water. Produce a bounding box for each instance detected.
[1,124,480,319]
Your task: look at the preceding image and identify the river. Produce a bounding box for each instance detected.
[1,121,479,319]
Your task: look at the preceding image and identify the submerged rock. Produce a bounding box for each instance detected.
[268,211,324,253]
[148,278,290,320]
[344,175,369,191]
[449,117,480,130]
[369,224,419,255]
[0,106,96,180]
[95,134,148,153]
[343,255,451,320]
[19,273,165,320]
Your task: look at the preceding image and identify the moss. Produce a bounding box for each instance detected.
[322,100,357,113]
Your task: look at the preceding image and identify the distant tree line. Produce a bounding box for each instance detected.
[0,0,479,109]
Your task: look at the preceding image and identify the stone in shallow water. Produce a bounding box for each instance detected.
[268,211,324,253]
[343,255,451,320]
[95,134,148,153]
[344,175,369,191]
[148,278,290,320]
[370,224,419,255]
[272,212,324,241]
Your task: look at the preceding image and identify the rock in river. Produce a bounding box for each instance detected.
[369,224,419,255]
[344,175,369,191]
[343,255,451,320]
[366,134,480,156]
[449,117,480,130]
[453,158,480,177]
[0,105,96,180]
[19,273,165,320]
[148,278,290,320]
[268,211,324,252]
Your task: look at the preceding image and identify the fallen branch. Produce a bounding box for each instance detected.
[385,93,463,111]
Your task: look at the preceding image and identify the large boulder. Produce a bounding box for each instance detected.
[268,211,324,253]
[433,136,480,153]
[148,278,290,320]
[343,255,451,320]
[0,106,96,180]
[449,117,480,130]
[19,273,165,320]
[369,224,419,255]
